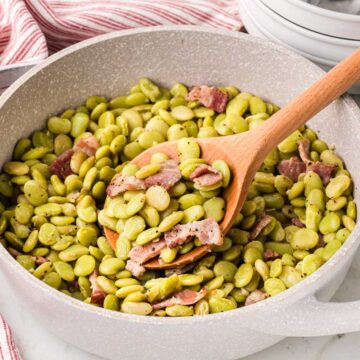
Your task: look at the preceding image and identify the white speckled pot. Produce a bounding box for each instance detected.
[0,27,360,360]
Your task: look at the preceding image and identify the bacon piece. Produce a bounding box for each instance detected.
[263,249,281,261]
[152,288,207,310]
[144,245,211,270]
[34,256,48,265]
[128,239,166,264]
[49,149,74,179]
[73,136,100,156]
[89,270,105,306]
[165,218,223,248]
[186,85,229,113]
[245,290,268,306]
[297,138,311,163]
[125,260,146,278]
[250,214,273,240]
[144,160,181,190]
[307,162,337,185]
[106,174,146,197]
[103,227,118,251]
[190,164,223,187]
[277,157,306,182]
[165,262,196,277]
[314,234,326,250]
[291,217,305,228]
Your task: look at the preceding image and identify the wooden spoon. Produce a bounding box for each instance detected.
[129,48,360,270]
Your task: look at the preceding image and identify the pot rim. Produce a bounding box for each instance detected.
[0,25,359,325]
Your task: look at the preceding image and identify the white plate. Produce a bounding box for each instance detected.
[240,0,360,62]
[238,0,360,94]
[261,0,360,41]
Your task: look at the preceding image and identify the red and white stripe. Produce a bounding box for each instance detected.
[0,0,47,65]
[0,316,21,360]
[0,0,242,66]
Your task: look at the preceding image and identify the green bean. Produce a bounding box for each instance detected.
[301,254,323,276]
[319,213,341,234]
[160,247,178,263]
[43,272,62,289]
[321,239,342,261]
[304,171,323,196]
[234,263,253,288]
[342,215,355,232]
[96,276,118,295]
[325,175,351,199]
[279,266,302,288]
[208,297,236,313]
[226,96,248,116]
[278,131,303,153]
[213,261,237,282]
[53,261,75,281]
[320,150,343,168]
[59,244,89,262]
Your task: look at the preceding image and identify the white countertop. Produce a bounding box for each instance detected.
[0,95,359,360]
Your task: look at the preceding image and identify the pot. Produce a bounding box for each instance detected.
[0,26,359,360]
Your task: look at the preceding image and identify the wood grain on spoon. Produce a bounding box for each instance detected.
[130,48,360,269]
[103,227,118,251]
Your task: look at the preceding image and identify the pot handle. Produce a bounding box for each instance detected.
[258,295,360,337]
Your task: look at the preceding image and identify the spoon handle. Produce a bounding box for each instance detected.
[251,47,360,161]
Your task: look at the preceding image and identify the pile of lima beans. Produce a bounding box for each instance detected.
[0,78,356,316]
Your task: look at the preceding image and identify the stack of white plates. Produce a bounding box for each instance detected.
[238,0,360,94]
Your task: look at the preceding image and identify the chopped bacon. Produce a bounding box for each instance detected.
[291,217,305,228]
[89,270,105,306]
[307,162,337,185]
[144,160,181,190]
[106,174,146,197]
[165,262,196,277]
[128,239,166,264]
[165,218,223,248]
[250,214,273,240]
[125,260,146,278]
[277,157,306,182]
[263,249,281,261]
[73,136,100,156]
[103,227,119,251]
[315,234,326,250]
[49,149,74,179]
[152,288,207,310]
[186,85,229,113]
[190,164,223,188]
[245,290,268,306]
[297,138,311,163]
[34,256,48,265]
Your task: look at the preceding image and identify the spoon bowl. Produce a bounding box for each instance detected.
[132,47,360,269]
[131,132,260,234]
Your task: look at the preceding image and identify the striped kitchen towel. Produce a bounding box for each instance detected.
[0,316,21,360]
[0,0,242,66]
